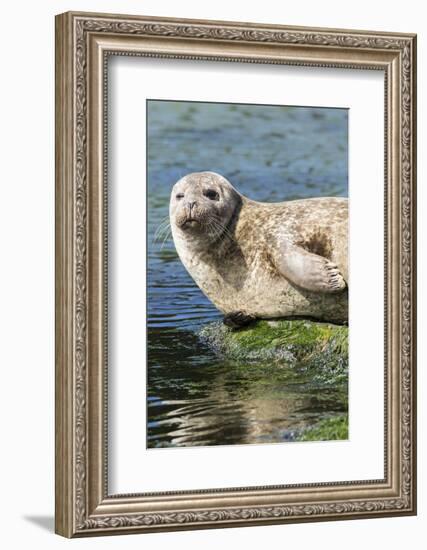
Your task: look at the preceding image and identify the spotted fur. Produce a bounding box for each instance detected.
[170,172,348,324]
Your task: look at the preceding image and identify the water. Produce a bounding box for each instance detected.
[147,100,348,448]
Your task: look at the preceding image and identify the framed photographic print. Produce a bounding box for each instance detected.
[55,11,417,537]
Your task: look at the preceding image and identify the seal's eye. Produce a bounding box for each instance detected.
[204,189,219,201]
[176,193,184,200]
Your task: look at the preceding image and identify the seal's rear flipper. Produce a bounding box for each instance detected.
[223,312,256,329]
[273,241,347,294]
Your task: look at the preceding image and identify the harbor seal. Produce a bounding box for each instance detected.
[170,171,348,327]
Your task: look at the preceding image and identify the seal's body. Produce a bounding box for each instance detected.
[170,172,348,326]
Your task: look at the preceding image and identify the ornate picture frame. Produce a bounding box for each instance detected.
[55,11,417,537]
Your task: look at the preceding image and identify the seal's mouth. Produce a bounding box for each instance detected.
[181,218,201,229]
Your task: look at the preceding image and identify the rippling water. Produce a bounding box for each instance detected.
[147,100,348,448]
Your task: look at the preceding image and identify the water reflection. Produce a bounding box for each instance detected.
[148,328,347,447]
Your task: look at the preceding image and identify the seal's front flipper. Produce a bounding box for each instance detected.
[223,312,256,329]
[274,241,346,293]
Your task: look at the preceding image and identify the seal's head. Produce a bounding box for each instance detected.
[170,172,241,249]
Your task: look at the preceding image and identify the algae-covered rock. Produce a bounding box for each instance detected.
[198,319,348,439]
[199,319,348,366]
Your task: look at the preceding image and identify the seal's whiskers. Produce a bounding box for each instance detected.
[153,216,172,245]
[209,218,236,244]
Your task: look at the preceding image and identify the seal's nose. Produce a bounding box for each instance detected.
[188,201,197,214]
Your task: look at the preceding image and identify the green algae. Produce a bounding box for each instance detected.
[199,319,348,363]
[297,414,348,442]
[198,319,348,388]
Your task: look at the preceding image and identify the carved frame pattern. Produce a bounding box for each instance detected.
[55,11,416,537]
